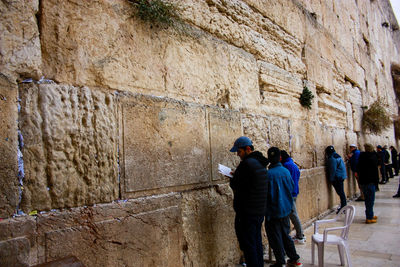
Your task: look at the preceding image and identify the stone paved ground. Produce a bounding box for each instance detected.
[237,176,400,267]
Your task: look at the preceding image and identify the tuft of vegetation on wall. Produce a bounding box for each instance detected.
[362,100,392,134]
[299,86,314,109]
[128,0,180,28]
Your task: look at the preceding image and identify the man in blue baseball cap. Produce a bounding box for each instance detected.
[229,136,269,267]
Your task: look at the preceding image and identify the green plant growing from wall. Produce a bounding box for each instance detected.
[299,86,314,109]
[128,0,180,28]
[362,100,392,134]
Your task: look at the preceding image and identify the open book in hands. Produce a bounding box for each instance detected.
[218,164,233,178]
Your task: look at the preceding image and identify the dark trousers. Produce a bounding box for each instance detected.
[385,164,394,178]
[265,216,300,265]
[380,164,388,182]
[361,183,376,219]
[332,179,347,209]
[393,160,399,176]
[235,214,264,267]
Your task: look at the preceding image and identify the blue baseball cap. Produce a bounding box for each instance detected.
[230,136,253,152]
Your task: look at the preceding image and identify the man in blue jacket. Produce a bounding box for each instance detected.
[280,150,305,244]
[325,146,347,213]
[347,144,363,201]
[265,147,302,267]
[229,136,269,267]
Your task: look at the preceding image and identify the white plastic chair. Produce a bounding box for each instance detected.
[311,205,355,267]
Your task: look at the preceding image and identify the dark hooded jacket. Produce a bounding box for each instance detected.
[356,151,379,185]
[326,152,347,182]
[230,151,269,215]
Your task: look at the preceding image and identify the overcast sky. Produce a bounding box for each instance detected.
[390,0,400,24]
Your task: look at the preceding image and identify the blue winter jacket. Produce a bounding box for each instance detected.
[349,149,360,172]
[282,157,300,197]
[326,152,347,182]
[265,162,294,220]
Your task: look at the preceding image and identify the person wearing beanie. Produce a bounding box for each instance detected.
[280,150,305,244]
[325,146,347,213]
[356,143,379,223]
[229,136,269,267]
[264,147,303,267]
[347,144,363,201]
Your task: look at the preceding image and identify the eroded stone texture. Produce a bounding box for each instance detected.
[121,95,210,195]
[19,83,118,212]
[0,0,42,81]
[181,185,238,267]
[0,75,19,218]
[0,237,30,267]
[208,108,241,181]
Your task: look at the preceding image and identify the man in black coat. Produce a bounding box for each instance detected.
[390,146,399,176]
[356,143,379,223]
[229,136,268,267]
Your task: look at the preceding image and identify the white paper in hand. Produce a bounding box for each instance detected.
[218,164,233,178]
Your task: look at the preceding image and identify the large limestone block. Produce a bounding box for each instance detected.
[164,36,260,111]
[303,46,334,92]
[208,108,241,181]
[43,207,183,267]
[243,0,307,43]
[40,0,167,92]
[0,237,30,267]
[0,76,19,217]
[290,120,317,169]
[178,0,305,73]
[121,95,210,196]
[19,83,118,212]
[181,185,239,266]
[317,93,347,128]
[0,0,42,81]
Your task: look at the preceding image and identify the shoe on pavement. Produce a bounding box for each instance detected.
[292,236,306,244]
[269,263,284,267]
[393,194,400,198]
[373,215,378,220]
[355,197,365,201]
[286,259,303,267]
[366,219,377,224]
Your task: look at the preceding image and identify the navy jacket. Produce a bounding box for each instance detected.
[265,162,294,220]
[230,151,269,216]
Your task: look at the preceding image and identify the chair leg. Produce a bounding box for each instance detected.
[344,243,352,267]
[311,240,315,265]
[338,244,345,266]
[317,243,324,267]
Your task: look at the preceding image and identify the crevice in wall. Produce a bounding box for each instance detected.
[15,87,25,216]
[35,0,42,37]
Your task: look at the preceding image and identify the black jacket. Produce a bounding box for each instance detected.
[356,151,379,185]
[230,151,269,215]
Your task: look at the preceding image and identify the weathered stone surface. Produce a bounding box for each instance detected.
[208,108,241,181]
[44,207,183,267]
[121,95,210,195]
[0,0,42,81]
[19,83,118,212]
[178,0,305,74]
[0,237,30,267]
[181,185,238,266]
[0,75,19,218]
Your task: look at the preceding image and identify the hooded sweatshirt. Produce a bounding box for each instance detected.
[282,157,300,197]
[326,152,347,182]
[230,151,269,215]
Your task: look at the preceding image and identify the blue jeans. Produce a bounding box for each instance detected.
[361,183,376,219]
[235,214,264,267]
[332,179,347,209]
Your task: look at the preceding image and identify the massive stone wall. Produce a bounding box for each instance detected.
[0,0,399,266]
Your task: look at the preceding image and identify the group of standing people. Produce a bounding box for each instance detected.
[228,136,303,267]
[228,136,400,267]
